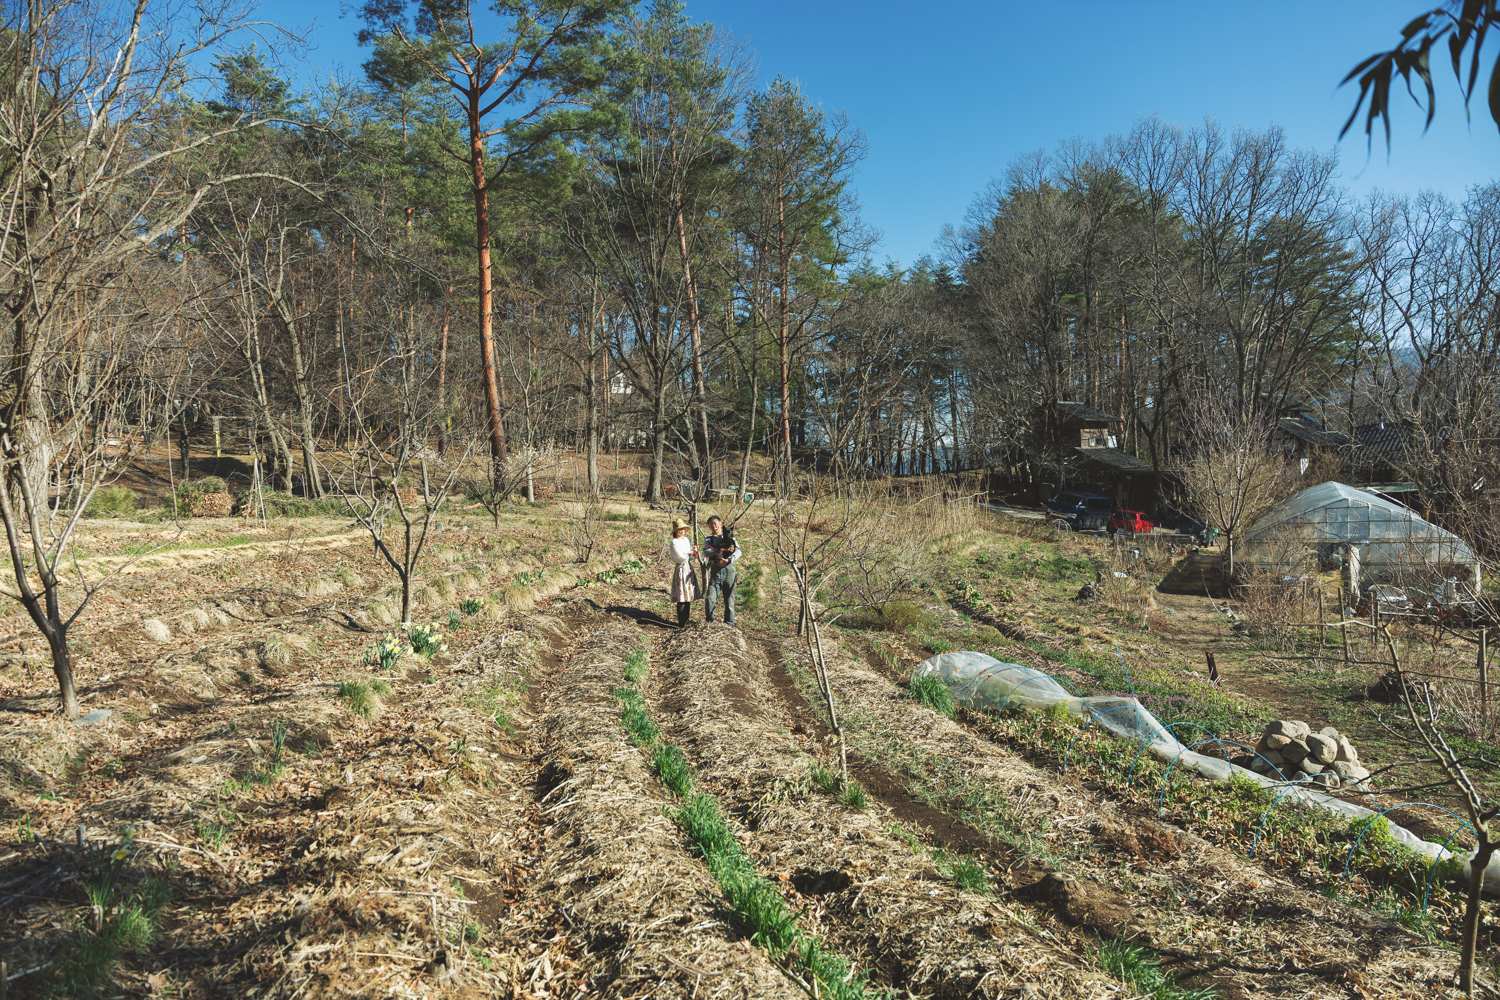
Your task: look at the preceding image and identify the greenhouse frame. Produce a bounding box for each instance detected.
[1231,481,1481,599]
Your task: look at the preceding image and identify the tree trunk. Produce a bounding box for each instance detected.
[777,195,793,497]
[739,371,758,497]
[284,310,323,497]
[244,331,295,492]
[437,287,451,455]
[469,100,508,488]
[1460,838,1496,995]
[675,196,711,487]
[47,629,77,718]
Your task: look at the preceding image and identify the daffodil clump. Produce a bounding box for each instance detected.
[406,621,447,657]
[365,634,403,671]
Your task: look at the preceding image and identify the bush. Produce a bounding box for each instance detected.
[176,476,227,495]
[239,490,342,518]
[84,486,137,517]
[877,600,935,633]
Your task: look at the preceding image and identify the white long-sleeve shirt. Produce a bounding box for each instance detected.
[668,535,693,564]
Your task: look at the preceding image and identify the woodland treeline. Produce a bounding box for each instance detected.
[6,0,1500,517]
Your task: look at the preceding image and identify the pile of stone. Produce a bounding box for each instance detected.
[1230,720,1373,790]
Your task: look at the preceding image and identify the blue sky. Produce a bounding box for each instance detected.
[260,1,1500,267]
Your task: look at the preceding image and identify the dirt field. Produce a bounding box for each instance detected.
[0,488,1494,999]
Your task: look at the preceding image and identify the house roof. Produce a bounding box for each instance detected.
[1276,417,1350,448]
[1054,401,1120,426]
[1072,446,1154,473]
[1348,421,1414,473]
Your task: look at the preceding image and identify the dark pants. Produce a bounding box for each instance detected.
[676,602,691,627]
[705,564,736,624]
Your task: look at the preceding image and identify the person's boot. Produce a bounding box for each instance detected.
[677,603,691,628]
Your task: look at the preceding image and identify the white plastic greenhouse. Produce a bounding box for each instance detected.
[1230,482,1480,599]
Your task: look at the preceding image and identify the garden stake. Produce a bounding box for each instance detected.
[1340,587,1350,664]
[1317,590,1325,655]
[1480,629,1489,721]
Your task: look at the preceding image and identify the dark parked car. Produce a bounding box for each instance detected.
[1046,491,1115,530]
[1106,509,1154,535]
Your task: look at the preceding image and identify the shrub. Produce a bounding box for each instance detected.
[877,601,935,633]
[239,490,344,518]
[176,476,228,495]
[84,485,137,517]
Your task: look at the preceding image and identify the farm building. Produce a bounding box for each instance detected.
[1231,481,1481,600]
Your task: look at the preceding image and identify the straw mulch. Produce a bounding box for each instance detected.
[805,641,1483,1000]
[652,625,1128,999]
[535,621,804,999]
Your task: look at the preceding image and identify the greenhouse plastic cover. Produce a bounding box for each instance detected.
[1233,481,1478,572]
[914,650,1500,889]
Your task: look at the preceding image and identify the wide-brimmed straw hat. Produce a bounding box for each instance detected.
[671,518,690,534]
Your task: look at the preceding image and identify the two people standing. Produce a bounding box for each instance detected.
[666,515,739,627]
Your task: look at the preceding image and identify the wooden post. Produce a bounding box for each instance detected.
[1370,599,1379,651]
[1204,649,1219,685]
[1480,628,1490,720]
[1317,589,1326,654]
[1339,587,1350,665]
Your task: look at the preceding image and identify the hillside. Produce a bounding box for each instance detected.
[0,493,1492,1000]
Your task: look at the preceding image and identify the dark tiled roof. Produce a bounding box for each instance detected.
[1276,417,1349,448]
[1072,446,1154,473]
[1054,401,1120,425]
[1348,422,1414,473]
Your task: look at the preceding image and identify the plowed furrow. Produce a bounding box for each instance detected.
[649,625,1126,1000]
[535,620,802,1000]
[807,639,1460,1000]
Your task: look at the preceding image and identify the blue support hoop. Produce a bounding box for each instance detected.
[1422,823,1478,914]
[1155,738,1283,814]
[1125,722,1221,788]
[1062,704,1142,773]
[1342,802,1473,893]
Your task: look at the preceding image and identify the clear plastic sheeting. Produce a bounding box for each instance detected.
[914,650,1500,891]
[913,652,1181,750]
[1232,481,1480,592]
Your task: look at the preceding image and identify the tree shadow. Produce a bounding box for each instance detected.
[601,604,679,630]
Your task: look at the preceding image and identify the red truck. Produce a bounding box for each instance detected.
[1106,509,1153,535]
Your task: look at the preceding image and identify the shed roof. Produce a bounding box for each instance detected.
[1053,401,1120,426]
[1072,446,1154,473]
[1276,417,1349,448]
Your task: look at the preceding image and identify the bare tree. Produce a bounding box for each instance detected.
[0,0,296,714]
[1383,629,1497,997]
[327,299,471,624]
[1176,395,1296,577]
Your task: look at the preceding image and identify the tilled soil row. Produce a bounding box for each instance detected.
[647,624,1126,1000]
[800,639,1472,1000]
[534,617,803,1000]
[0,611,571,999]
